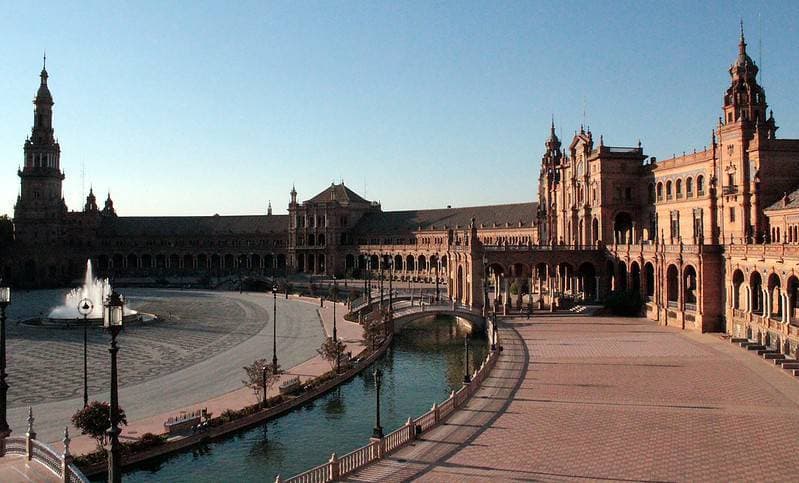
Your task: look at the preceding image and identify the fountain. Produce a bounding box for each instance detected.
[47,260,137,322]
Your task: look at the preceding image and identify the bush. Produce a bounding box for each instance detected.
[604,290,643,316]
[72,401,128,449]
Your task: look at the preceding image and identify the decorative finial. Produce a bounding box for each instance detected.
[27,406,34,434]
[62,426,71,458]
[43,50,46,70]
[740,18,745,42]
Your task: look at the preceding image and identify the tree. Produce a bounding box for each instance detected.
[362,316,383,352]
[72,401,128,450]
[317,337,346,371]
[242,359,282,404]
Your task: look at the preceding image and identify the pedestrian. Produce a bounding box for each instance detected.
[526,305,531,320]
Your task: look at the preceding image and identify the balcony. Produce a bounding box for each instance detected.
[722,185,738,195]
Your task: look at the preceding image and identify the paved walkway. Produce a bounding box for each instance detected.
[0,455,62,482]
[349,314,799,481]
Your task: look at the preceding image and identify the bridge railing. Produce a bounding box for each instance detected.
[1,409,89,483]
[281,327,501,483]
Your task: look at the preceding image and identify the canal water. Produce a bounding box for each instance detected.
[120,315,487,482]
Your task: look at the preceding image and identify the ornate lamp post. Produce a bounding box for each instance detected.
[332,276,338,343]
[463,334,471,383]
[379,258,384,310]
[366,256,372,305]
[387,259,393,313]
[103,291,124,483]
[78,298,94,407]
[372,368,383,439]
[0,284,11,448]
[272,284,278,374]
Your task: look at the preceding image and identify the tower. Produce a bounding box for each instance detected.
[14,57,67,243]
[538,121,562,244]
[716,22,776,242]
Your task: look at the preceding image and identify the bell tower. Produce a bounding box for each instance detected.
[14,57,67,244]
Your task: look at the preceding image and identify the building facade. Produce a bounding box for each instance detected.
[4,28,799,356]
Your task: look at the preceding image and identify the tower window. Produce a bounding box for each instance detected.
[729,207,736,222]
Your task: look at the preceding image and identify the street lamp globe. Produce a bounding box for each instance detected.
[0,286,9,306]
[272,284,278,295]
[103,292,124,329]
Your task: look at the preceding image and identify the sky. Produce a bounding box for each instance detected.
[2,1,798,217]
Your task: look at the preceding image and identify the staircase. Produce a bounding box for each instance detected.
[731,338,799,377]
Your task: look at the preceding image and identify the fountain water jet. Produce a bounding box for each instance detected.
[48,260,136,320]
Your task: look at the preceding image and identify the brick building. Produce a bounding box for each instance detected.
[4,27,799,356]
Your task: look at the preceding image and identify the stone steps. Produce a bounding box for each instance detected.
[731,338,799,378]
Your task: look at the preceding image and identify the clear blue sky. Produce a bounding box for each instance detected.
[2,1,798,217]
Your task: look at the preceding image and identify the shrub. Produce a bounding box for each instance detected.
[72,401,128,450]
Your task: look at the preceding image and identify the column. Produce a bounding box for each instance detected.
[595,276,601,302]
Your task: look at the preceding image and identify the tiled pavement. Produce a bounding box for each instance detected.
[350,315,799,482]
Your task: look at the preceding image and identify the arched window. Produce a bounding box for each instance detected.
[676,179,682,197]
[656,182,663,201]
[697,175,704,195]
[666,180,672,199]
[686,177,693,196]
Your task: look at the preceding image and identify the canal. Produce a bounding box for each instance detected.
[121,315,487,482]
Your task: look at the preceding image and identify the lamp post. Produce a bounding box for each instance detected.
[0,284,11,447]
[272,284,278,374]
[78,298,94,408]
[463,334,471,383]
[379,258,384,310]
[332,276,338,343]
[366,256,372,305]
[372,368,383,439]
[388,259,393,314]
[103,291,124,483]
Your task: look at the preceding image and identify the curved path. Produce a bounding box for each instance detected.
[349,314,799,481]
[6,290,325,444]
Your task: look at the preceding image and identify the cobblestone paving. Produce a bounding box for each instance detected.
[4,289,267,407]
[358,315,799,482]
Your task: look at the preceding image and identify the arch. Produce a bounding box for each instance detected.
[697,175,705,194]
[394,255,403,271]
[264,254,274,271]
[750,271,763,314]
[675,178,683,197]
[666,265,679,304]
[686,177,694,196]
[644,262,655,298]
[345,254,356,271]
[576,262,597,300]
[237,254,248,269]
[614,212,633,244]
[168,253,179,270]
[787,276,799,324]
[357,254,366,270]
[113,254,124,269]
[617,261,628,292]
[210,254,221,270]
[665,180,672,197]
[732,269,744,309]
[307,254,315,273]
[512,263,526,277]
[440,255,447,270]
[198,254,208,270]
[370,254,379,270]
[318,234,325,246]
[251,254,261,271]
[418,255,427,272]
[224,254,234,270]
[127,254,138,270]
[405,255,415,272]
[184,254,194,271]
[630,261,641,294]
[98,255,110,271]
[768,273,782,320]
[142,254,153,269]
[592,218,599,244]
[683,265,698,307]
[276,254,286,270]
[656,181,663,200]
[156,254,167,269]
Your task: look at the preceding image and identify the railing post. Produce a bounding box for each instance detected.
[328,452,339,481]
[432,402,439,422]
[449,390,456,407]
[274,475,282,483]
[25,406,35,461]
[369,436,384,460]
[61,426,71,483]
[406,417,415,441]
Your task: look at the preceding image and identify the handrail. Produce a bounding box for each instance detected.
[283,326,501,483]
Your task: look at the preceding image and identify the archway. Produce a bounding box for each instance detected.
[577,262,597,300]
[768,273,782,320]
[457,265,464,302]
[732,269,744,309]
[787,276,799,325]
[618,262,628,292]
[750,272,763,314]
[614,212,633,244]
[683,265,697,309]
[630,262,641,294]
[592,218,599,244]
[666,265,679,305]
[644,262,655,299]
